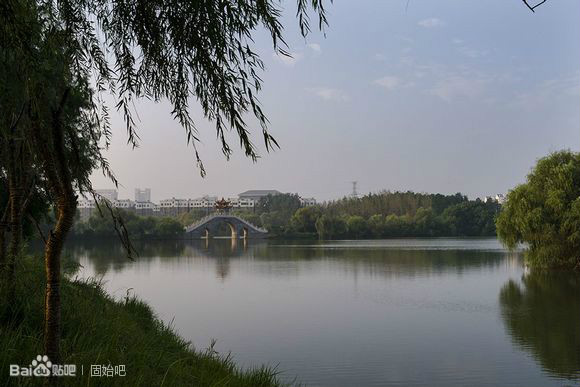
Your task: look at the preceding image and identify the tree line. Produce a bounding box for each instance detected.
[251,191,500,239]
[68,191,501,240]
[70,206,184,239]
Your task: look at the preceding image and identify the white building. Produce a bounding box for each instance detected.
[135,201,155,210]
[159,197,191,216]
[77,198,96,209]
[113,199,135,210]
[483,194,506,205]
[238,189,281,202]
[299,197,317,207]
[495,194,506,205]
[188,196,218,208]
[135,200,156,216]
[95,189,118,202]
[135,188,151,202]
[77,197,96,220]
[77,188,317,221]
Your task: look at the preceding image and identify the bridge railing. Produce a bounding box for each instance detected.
[226,215,269,233]
[184,213,268,233]
[185,213,219,232]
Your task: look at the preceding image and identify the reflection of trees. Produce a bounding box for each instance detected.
[250,245,508,279]
[63,240,190,276]
[61,239,513,281]
[62,239,254,278]
[499,272,580,381]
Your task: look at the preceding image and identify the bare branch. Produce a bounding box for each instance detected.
[522,0,549,12]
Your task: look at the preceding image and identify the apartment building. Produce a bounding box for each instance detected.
[300,197,317,207]
[78,189,316,221]
[135,188,151,202]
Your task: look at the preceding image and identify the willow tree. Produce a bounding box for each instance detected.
[1,16,115,371]
[496,151,580,270]
[1,0,329,365]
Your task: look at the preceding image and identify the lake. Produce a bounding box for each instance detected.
[64,238,580,387]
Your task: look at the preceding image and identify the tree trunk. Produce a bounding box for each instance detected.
[0,200,9,268]
[4,138,24,300]
[31,88,74,370]
[0,229,5,268]
[7,185,23,287]
[44,196,75,364]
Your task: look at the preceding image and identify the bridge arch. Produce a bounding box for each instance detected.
[224,221,237,239]
[185,214,268,239]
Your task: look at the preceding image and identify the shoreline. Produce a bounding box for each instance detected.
[0,256,283,387]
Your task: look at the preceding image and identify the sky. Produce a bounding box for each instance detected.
[90,0,580,202]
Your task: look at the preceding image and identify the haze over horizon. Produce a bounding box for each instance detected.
[90,0,580,202]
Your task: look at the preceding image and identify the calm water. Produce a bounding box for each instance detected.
[64,238,580,387]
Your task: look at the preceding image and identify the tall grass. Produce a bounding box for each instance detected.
[0,255,283,387]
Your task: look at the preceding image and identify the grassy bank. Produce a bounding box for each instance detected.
[0,256,282,387]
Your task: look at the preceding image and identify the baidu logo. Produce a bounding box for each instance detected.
[9,355,76,377]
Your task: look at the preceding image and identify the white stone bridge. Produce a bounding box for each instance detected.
[185,214,268,239]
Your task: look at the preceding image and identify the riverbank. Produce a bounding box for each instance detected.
[0,256,282,387]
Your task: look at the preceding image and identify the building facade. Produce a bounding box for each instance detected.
[135,201,157,217]
[238,189,281,202]
[300,197,317,207]
[135,188,151,203]
[77,198,96,220]
[77,188,316,221]
[95,189,118,202]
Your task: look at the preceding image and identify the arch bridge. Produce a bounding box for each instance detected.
[185,214,268,239]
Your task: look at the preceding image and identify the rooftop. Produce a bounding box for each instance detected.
[238,190,281,197]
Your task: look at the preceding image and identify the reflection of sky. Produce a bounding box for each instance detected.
[90,1,580,202]
[68,238,578,387]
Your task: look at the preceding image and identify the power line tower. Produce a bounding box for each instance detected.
[351,181,359,198]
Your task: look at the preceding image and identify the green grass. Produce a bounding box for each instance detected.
[0,256,284,387]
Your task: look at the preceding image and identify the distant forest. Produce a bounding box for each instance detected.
[71,191,501,239]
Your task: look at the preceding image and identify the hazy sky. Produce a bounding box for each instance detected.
[90,0,580,202]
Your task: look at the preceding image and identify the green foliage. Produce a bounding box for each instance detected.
[346,215,367,239]
[70,191,500,241]
[384,214,413,237]
[232,210,262,228]
[496,151,580,269]
[155,218,185,237]
[0,256,282,387]
[442,200,499,237]
[2,0,329,174]
[367,214,385,237]
[73,207,184,239]
[257,194,302,215]
[315,215,347,240]
[290,206,322,233]
[431,193,468,214]
[309,193,498,239]
[254,191,497,239]
[324,191,467,218]
[176,209,208,227]
[0,178,50,239]
[260,211,288,235]
[257,194,302,235]
[412,208,442,237]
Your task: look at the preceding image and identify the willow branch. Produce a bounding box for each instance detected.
[522,0,548,12]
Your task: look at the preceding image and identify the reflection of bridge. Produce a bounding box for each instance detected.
[185,214,268,239]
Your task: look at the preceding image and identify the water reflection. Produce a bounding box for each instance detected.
[54,238,580,386]
[499,272,580,381]
[64,238,510,281]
